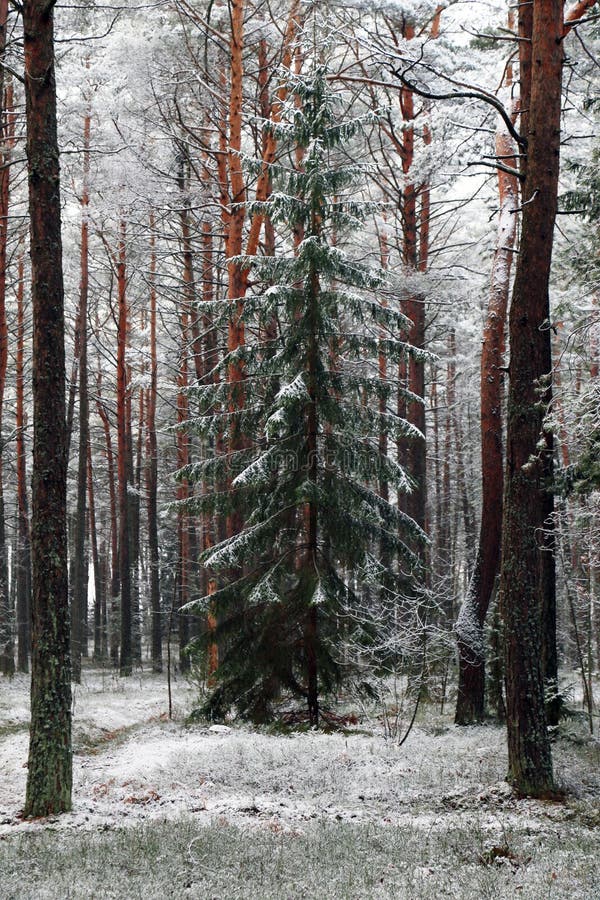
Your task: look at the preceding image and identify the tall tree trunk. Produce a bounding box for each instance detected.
[16,249,32,674]
[146,212,162,672]
[394,12,441,541]
[305,260,320,728]
[23,0,72,817]
[541,448,559,725]
[116,220,132,676]
[87,443,106,659]
[455,38,518,724]
[378,226,389,530]
[128,374,142,662]
[398,24,427,536]
[200,174,219,683]
[201,5,302,680]
[0,3,14,676]
[225,0,247,545]
[97,391,119,666]
[176,158,195,670]
[65,306,81,458]
[176,307,191,671]
[438,344,453,579]
[244,0,302,258]
[430,370,442,554]
[500,0,563,796]
[70,106,90,681]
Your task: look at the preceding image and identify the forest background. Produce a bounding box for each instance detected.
[0,0,600,822]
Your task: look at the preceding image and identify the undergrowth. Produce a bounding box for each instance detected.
[2,816,599,899]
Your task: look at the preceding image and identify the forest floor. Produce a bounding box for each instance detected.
[1,667,599,899]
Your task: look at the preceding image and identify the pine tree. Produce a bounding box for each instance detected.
[500,0,562,797]
[182,66,426,725]
[24,0,72,817]
[455,20,518,725]
[0,0,13,677]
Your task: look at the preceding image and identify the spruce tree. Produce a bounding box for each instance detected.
[182,67,426,724]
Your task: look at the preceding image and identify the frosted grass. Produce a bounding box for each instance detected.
[3,816,600,899]
[1,668,599,898]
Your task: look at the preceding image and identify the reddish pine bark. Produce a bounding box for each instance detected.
[23,0,72,817]
[455,39,518,724]
[245,0,302,258]
[225,0,247,534]
[564,0,598,29]
[419,123,432,273]
[398,22,427,534]
[500,0,563,796]
[394,13,441,539]
[211,7,302,582]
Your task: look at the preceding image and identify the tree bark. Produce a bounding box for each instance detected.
[455,41,518,724]
[16,249,32,674]
[225,0,247,546]
[533,0,600,717]
[200,171,219,682]
[70,106,90,681]
[87,442,106,659]
[146,212,162,672]
[378,227,389,513]
[176,159,195,671]
[128,364,142,663]
[0,2,14,676]
[23,0,72,817]
[500,0,563,796]
[116,220,132,676]
[305,261,320,728]
[399,22,427,535]
[176,314,191,671]
[97,391,119,666]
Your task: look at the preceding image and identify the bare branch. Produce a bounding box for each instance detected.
[0,59,25,84]
[391,61,526,149]
[466,160,524,181]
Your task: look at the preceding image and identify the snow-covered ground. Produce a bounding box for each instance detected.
[1,668,600,898]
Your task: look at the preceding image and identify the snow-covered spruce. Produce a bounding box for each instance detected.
[175,67,428,724]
